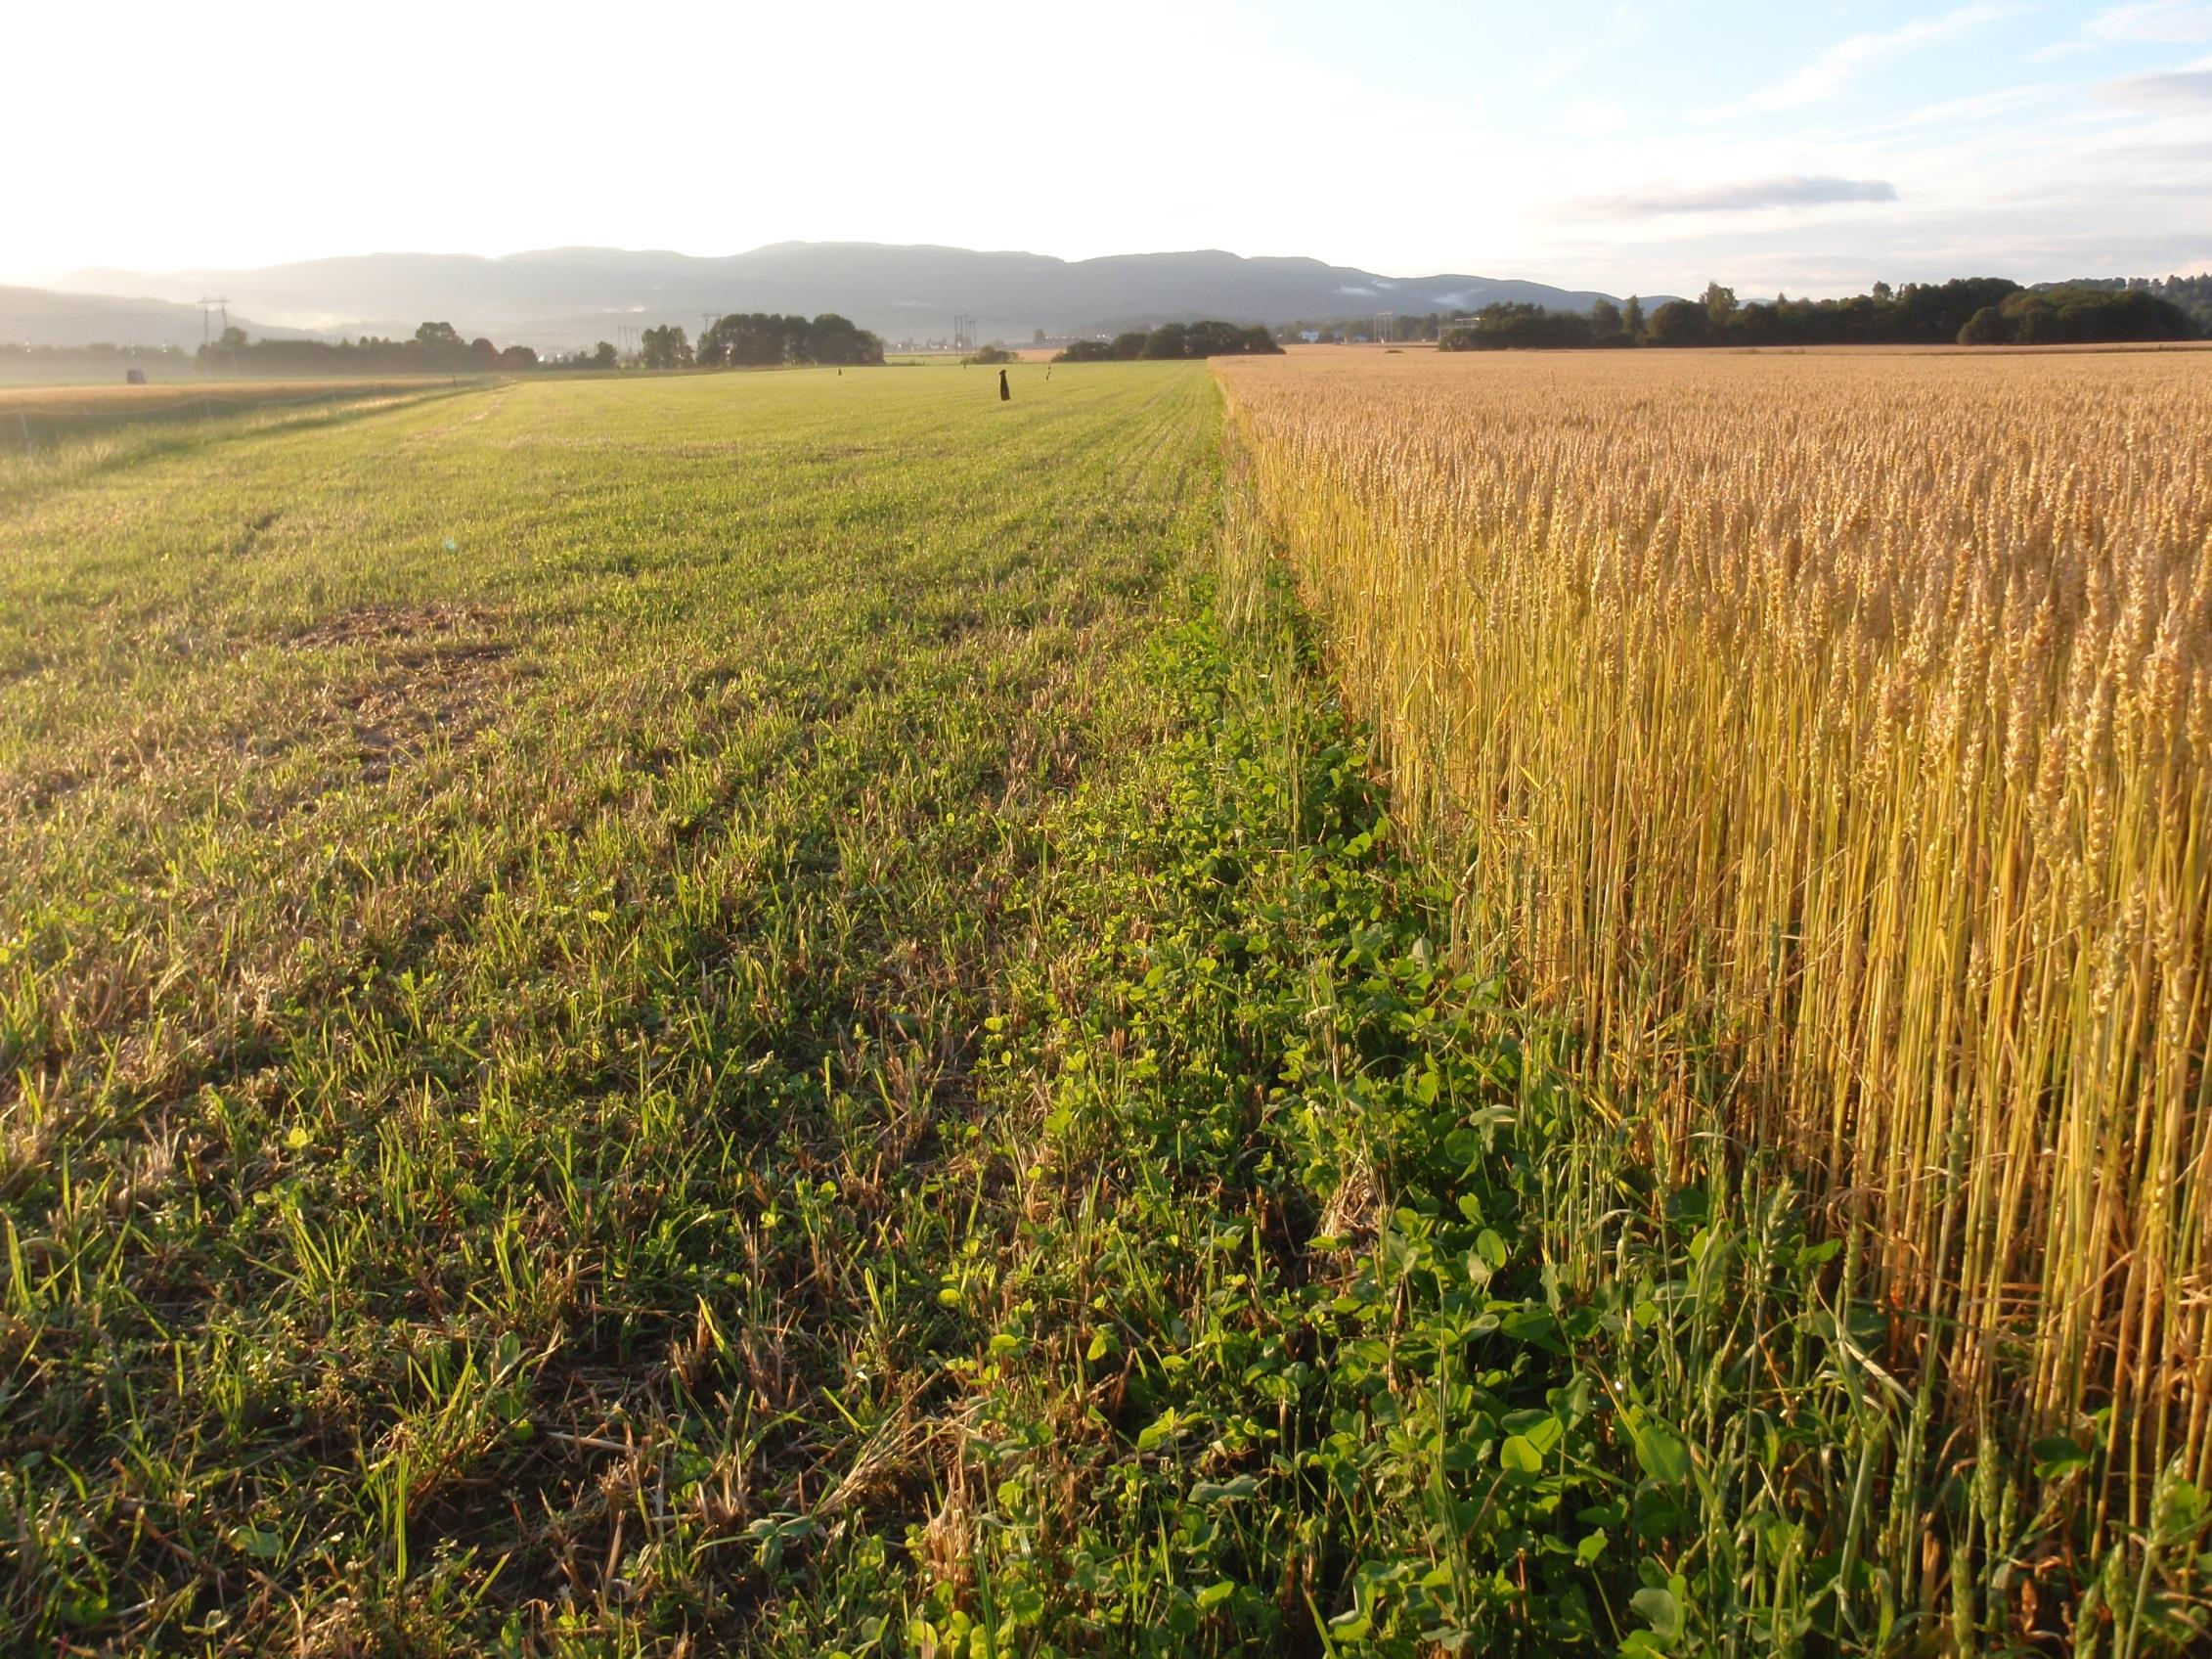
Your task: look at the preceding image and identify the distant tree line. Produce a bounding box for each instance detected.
[1055,321,1283,362]
[2028,274,2212,336]
[694,313,884,367]
[1438,278,2199,351]
[1435,303,1610,351]
[198,321,541,373]
[562,315,887,370]
[552,341,620,370]
[1275,315,1455,344]
[181,313,887,376]
[1960,284,2200,345]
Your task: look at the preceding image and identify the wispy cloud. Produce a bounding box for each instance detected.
[1696,4,2011,121]
[2098,64,2212,109]
[2087,2,2212,42]
[1568,176,1900,216]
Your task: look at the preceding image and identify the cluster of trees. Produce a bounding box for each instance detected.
[694,313,884,367]
[639,325,690,369]
[2035,274,2212,335]
[1276,315,1462,343]
[198,320,540,373]
[182,313,889,376]
[1437,302,1623,350]
[1055,321,1283,362]
[1440,278,2200,352]
[1959,282,2201,344]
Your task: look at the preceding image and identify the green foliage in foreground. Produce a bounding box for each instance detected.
[2,366,2206,1655]
[865,555,2211,1659]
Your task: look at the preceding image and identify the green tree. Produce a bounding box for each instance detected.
[1140,323,1190,359]
[641,325,692,370]
[1646,299,1710,346]
[1622,294,1645,339]
[1702,283,1739,328]
[804,314,885,365]
[1589,297,1623,337]
[1438,303,1597,351]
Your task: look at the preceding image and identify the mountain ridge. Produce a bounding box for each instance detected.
[31,243,1655,349]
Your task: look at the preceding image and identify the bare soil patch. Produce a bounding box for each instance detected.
[288,604,518,780]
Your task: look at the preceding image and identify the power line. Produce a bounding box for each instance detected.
[199,294,231,350]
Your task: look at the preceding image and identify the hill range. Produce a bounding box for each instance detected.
[0,286,312,352]
[14,243,1651,350]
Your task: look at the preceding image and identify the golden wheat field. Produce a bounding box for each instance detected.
[1217,346,2212,1534]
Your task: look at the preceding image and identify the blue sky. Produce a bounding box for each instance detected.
[3,1,2206,295]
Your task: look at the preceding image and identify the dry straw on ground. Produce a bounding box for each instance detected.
[1217,346,2212,1538]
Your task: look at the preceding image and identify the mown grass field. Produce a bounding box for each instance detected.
[5,353,2207,1659]
[0,381,482,477]
[1,363,1241,1651]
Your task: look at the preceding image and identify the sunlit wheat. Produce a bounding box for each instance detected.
[1217,345,2212,1550]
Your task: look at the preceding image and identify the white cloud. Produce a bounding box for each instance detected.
[2098,59,2212,108]
[1696,4,2013,121]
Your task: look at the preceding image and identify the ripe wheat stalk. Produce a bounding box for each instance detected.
[1217,346,2212,1552]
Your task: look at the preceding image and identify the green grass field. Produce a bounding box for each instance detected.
[7,363,2202,1658]
[0,363,1242,1650]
